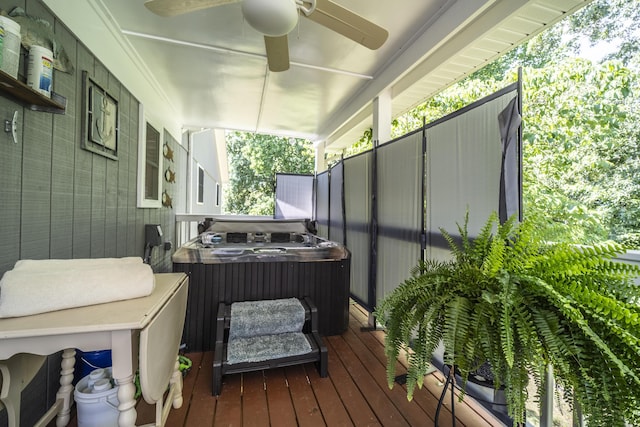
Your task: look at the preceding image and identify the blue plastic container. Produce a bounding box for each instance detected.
[74,350,112,385]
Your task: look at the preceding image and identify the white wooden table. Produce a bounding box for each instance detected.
[0,272,188,427]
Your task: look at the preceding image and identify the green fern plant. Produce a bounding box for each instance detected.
[375,212,640,426]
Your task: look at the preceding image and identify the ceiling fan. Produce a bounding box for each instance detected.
[144,0,388,72]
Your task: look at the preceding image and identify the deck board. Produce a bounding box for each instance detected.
[340,326,436,426]
[58,302,505,426]
[286,364,326,427]
[265,368,298,426]
[346,306,459,426]
[323,337,382,426]
[183,351,216,426]
[242,370,270,427]
[306,363,355,426]
[328,335,410,427]
[213,370,242,425]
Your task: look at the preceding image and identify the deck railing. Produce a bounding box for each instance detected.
[174,214,206,247]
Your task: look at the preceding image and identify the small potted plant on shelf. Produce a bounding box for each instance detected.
[375,212,640,426]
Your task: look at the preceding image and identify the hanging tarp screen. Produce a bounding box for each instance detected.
[274,173,314,219]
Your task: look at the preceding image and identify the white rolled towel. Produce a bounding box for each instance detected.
[0,258,155,318]
[12,257,143,271]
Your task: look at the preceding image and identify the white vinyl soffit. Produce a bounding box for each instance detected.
[121,29,374,79]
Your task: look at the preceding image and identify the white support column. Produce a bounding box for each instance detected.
[315,142,327,173]
[372,88,392,144]
[186,130,194,214]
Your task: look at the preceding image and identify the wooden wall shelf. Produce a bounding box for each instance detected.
[0,69,66,114]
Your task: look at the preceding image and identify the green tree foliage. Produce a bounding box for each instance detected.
[568,0,640,65]
[522,59,638,244]
[225,131,315,215]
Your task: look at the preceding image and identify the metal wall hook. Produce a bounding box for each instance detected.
[4,110,18,144]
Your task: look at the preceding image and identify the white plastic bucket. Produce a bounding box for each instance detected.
[0,16,21,78]
[26,45,53,97]
[74,367,120,427]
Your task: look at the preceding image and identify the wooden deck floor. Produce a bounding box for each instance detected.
[66,302,506,426]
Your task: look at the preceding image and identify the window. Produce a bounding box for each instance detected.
[144,124,160,200]
[197,165,204,204]
[137,105,163,208]
[216,182,221,207]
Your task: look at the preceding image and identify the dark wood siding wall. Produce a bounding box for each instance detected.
[0,1,181,424]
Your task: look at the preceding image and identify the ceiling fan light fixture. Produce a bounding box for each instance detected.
[242,0,299,37]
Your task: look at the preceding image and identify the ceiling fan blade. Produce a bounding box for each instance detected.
[144,0,238,17]
[264,35,290,72]
[305,0,388,50]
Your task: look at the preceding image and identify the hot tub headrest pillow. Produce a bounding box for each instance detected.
[0,257,155,318]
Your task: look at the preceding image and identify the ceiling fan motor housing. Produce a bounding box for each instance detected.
[242,0,299,36]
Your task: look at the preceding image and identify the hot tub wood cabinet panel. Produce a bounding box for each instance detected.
[174,259,351,352]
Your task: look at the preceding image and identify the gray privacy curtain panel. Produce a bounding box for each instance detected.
[376,131,423,305]
[425,90,518,262]
[274,173,315,219]
[343,152,372,306]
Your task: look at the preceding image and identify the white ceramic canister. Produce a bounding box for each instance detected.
[26,45,54,97]
[0,16,21,79]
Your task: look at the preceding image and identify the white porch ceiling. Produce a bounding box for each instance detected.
[45,0,590,153]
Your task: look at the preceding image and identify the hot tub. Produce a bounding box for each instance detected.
[173,217,351,352]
